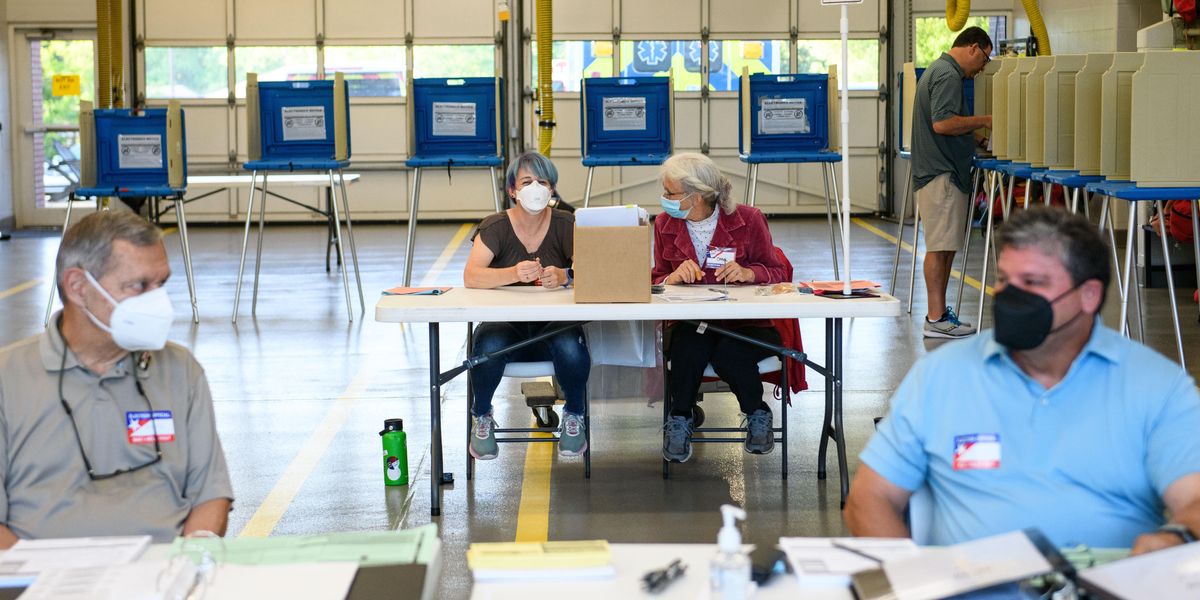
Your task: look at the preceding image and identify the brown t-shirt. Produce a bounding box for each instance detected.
[473,209,574,275]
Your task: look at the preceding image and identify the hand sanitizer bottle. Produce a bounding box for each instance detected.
[710,504,751,600]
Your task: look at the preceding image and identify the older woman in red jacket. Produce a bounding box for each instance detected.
[653,152,789,464]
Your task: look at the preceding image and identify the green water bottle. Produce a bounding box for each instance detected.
[380,418,408,486]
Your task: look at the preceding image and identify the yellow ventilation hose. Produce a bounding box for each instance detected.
[535,0,553,156]
[946,0,1052,56]
[96,0,111,108]
[109,0,124,107]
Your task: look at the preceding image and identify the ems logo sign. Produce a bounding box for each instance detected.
[126,411,176,444]
[953,433,1001,470]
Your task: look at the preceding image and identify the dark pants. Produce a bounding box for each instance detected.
[665,323,781,418]
[470,322,590,417]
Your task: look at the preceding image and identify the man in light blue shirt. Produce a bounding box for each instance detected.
[845,208,1200,554]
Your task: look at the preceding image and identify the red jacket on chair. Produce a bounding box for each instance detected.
[766,247,808,395]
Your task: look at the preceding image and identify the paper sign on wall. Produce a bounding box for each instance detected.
[431,102,477,136]
[601,97,647,131]
[52,74,81,97]
[117,134,163,170]
[759,98,810,135]
[280,106,327,141]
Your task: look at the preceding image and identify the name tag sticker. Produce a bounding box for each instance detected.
[705,246,736,269]
[953,433,1000,470]
[127,410,176,444]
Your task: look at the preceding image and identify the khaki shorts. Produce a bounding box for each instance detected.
[915,173,969,252]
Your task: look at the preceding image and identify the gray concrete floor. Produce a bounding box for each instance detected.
[0,211,1196,599]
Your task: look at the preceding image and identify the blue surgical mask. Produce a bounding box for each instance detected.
[660,196,690,220]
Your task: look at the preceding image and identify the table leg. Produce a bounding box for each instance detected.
[1070,187,1079,214]
[1005,174,1016,218]
[743,163,752,205]
[817,318,834,481]
[821,162,839,280]
[748,163,760,208]
[430,322,449,516]
[1120,202,1137,339]
[328,170,355,322]
[490,166,503,213]
[583,166,595,209]
[833,318,848,507]
[827,162,846,279]
[325,185,335,273]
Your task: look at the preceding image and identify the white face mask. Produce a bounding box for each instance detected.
[83,271,175,352]
[516,181,552,215]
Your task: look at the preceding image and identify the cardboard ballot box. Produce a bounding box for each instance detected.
[573,224,651,303]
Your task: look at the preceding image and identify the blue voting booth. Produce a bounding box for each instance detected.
[236,73,364,323]
[738,71,842,276]
[48,101,200,325]
[579,75,673,208]
[403,76,505,286]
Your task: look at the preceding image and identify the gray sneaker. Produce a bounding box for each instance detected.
[744,408,774,455]
[923,305,977,339]
[559,411,588,457]
[663,415,694,463]
[469,413,498,460]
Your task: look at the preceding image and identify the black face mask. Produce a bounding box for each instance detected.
[992,283,1085,351]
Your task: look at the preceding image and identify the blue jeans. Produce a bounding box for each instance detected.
[470,322,590,417]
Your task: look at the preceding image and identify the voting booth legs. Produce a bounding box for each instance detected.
[889,164,984,318]
[233,169,365,323]
[46,193,200,326]
[744,161,843,279]
[403,166,503,287]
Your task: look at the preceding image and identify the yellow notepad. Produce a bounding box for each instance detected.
[466,540,610,570]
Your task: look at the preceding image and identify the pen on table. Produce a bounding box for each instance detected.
[830,540,884,564]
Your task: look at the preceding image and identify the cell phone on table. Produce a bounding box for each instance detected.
[749,544,787,585]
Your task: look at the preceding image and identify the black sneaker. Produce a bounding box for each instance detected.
[662,415,694,463]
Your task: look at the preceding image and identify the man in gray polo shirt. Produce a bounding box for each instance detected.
[912,26,993,338]
[0,210,233,546]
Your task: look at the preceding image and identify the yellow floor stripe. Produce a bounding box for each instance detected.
[419,223,473,287]
[851,217,994,296]
[239,362,376,537]
[513,430,555,542]
[0,279,42,301]
[241,224,474,536]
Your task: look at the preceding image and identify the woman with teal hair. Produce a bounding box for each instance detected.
[462,151,590,461]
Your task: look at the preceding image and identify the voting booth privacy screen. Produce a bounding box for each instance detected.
[580,76,673,165]
[247,76,351,164]
[81,103,186,193]
[407,77,504,162]
[738,73,829,156]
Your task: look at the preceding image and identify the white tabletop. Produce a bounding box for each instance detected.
[469,543,853,600]
[375,285,901,324]
[187,173,360,187]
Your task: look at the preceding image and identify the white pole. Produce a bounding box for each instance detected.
[840,4,851,295]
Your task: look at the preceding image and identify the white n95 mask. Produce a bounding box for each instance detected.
[516,182,552,215]
[83,271,175,351]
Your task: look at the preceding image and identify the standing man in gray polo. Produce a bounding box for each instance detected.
[912,26,994,338]
[0,210,233,546]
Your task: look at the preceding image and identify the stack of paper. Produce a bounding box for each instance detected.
[656,287,731,303]
[467,540,614,581]
[779,537,920,588]
[800,280,881,293]
[851,530,1057,600]
[0,536,152,578]
[1079,542,1200,600]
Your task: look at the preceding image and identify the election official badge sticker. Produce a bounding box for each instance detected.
[953,433,1001,470]
[126,410,176,444]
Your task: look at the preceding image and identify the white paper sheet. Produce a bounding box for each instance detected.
[882,531,1052,600]
[601,97,647,131]
[117,134,164,169]
[0,536,151,576]
[780,537,920,588]
[281,106,327,141]
[1080,542,1200,600]
[203,562,359,600]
